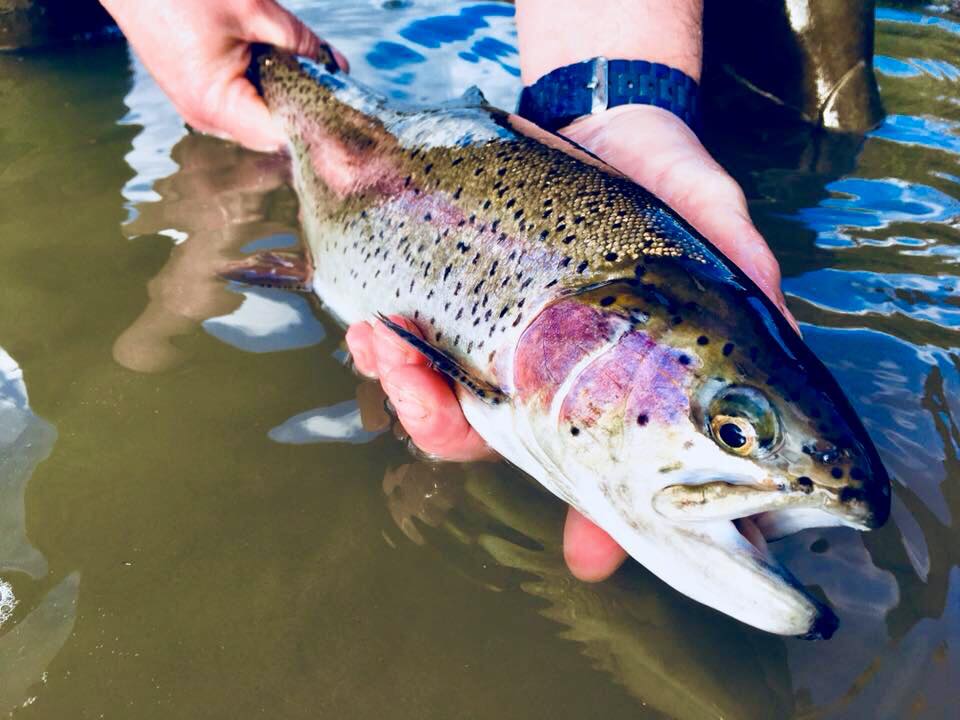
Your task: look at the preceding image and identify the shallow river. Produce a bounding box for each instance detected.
[0,2,957,718]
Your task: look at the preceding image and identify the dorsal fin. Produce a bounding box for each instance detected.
[376,314,509,405]
[448,85,488,108]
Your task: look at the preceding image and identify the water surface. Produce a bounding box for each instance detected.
[0,2,957,718]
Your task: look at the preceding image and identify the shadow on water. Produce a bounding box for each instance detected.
[0,2,957,719]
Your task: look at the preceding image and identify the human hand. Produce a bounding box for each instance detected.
[345,103,794,584]
[100,0,348,152]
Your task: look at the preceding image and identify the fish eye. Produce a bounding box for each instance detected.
[711,415,756,455]
[707,386,781,457]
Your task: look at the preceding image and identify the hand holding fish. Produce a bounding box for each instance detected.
[99,0,348,152]
[344,104,794,583]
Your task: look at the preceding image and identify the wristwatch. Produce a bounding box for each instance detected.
[517,57,700,133]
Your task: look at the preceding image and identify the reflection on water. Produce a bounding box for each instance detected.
[0,2,957,719]
[0,349,78,714]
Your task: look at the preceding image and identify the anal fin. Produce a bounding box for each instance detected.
[219,251,312,291]
[376,313,508,406]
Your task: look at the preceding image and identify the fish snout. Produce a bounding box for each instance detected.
[801,442,891,529]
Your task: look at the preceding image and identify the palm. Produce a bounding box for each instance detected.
[346,105,791,582]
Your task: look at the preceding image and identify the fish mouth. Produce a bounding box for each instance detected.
[646,479,884,639]
[732,514,838,640]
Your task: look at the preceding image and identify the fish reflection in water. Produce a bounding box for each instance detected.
[0,348,79,713]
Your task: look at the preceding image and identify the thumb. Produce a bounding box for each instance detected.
[242,1,349,71]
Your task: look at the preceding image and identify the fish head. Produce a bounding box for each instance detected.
[511,262,890,637]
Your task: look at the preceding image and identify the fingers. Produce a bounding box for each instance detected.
[210,75,287,152]
[563,105,799,333]
[345,317,496,462]
[382,364,494,462]
[345,322,378,377]
[243,0,349,70]
[563,508,628,582]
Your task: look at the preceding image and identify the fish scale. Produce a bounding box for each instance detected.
[241,48,892,638]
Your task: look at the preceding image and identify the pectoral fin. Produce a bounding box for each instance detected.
[219,251,312,291]
[376,314,508,405]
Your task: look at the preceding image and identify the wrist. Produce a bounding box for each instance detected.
[515,0,703,84]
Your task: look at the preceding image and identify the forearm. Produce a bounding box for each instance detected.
[515,0,703,83]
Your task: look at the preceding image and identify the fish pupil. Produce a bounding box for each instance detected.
[719,422,747,449]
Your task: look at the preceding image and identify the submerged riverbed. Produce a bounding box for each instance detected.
[0,2,957,718]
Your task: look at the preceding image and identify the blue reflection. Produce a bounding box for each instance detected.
[870,114,960,154]
[876,7,960,36]
[874,55,922,78]
[470,36,519,76]
[792,177,960,248]
[875,56,960,80]
[366,41,426,70]
[399,3,514,49]
[784,268,960,329]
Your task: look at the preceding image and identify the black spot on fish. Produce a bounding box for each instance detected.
[453,187,462,199]
[839,487,863,503]
[697,336,709,346]
[599,296,615,307]
[810,538,829,553]
[542,209,552,219]
[570,427,580,436]
[573,215,584,225]
[545,279,558,288]
[443,265,452,281]
[605,252,618,262]
[483,199,491,210]
[576,261,588,274]
[424,164,433,175]
[722,342,734,356]
[539,229,549,240]
[474,167,483,176]
[506,198,516,209]
[678,354,691,365]
[497,167,507,176]
[831,467,844,480]
[489,260,499,276]
[637,413,649,426]
[797,476,813,492]
[560,257,572,268]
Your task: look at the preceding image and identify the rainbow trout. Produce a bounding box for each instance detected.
[238,47,890,638]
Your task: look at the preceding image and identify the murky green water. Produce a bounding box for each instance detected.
[1,2,957,718]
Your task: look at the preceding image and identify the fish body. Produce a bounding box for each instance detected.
[248,49,891,637]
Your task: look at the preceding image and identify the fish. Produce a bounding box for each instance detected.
[233,46,891,638]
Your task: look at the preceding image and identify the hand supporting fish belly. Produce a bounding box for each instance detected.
[230,46,892,638]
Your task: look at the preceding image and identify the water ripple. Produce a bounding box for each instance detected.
[792,176,960,248]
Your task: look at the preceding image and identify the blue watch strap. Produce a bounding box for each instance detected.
[517,57,700,133]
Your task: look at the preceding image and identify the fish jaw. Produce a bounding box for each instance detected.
[460,391,838,638]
